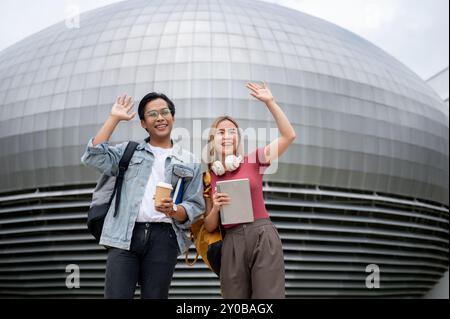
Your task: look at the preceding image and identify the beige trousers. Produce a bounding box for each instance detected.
[220,218,286,299]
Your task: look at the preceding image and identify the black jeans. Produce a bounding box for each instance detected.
[104,222,178,299]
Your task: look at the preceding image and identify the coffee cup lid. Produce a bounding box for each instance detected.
[157,182,173,190]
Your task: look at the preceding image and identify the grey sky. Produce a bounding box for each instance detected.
[0,0,448,79]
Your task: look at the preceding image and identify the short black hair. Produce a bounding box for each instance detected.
[138,92,175,120]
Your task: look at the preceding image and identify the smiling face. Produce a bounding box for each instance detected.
[213,119,239,158]
[140,98,174,140]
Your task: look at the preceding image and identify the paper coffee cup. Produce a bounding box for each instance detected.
[154,182,173,206]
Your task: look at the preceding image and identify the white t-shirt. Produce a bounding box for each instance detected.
[137,144,173,223]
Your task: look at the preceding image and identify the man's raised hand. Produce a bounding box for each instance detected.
[110,94,136,122]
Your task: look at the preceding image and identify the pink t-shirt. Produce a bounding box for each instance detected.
[210,147,270,229]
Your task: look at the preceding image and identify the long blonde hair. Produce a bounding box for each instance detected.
[204,116,243,170]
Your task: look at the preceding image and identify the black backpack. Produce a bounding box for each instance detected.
[87,141,139,242]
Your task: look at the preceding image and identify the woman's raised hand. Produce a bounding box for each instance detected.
[110,94,136,122]
[246,81,274,104]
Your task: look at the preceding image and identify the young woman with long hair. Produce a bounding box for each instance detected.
[203,82,296,299]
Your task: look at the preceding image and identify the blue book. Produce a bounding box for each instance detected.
[172,177,185,205]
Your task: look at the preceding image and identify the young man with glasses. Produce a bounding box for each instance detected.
[81,92,205,299]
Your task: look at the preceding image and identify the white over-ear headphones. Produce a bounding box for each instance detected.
[211,155,243,176]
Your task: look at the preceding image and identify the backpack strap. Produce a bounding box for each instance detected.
[111,141,139,218]
[185,230,200,266]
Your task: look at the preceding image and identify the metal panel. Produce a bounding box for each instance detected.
[0,185,448,298]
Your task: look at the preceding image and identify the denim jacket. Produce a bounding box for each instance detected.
[81,137,205,255]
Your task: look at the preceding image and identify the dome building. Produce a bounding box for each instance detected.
[0,0,448,298]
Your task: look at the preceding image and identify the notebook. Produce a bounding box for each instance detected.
[216,178,254,225]
[172,177,185,205]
